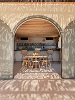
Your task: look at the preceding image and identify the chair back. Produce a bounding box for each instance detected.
[47,50,53,55]
[21,50,28,56]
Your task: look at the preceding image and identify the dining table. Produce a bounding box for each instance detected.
[25,54,48,68]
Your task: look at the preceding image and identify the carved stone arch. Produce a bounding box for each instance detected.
[13,15,62,35]
[62,20,75,78]
[0,19,13,79]
[13,15,63,77]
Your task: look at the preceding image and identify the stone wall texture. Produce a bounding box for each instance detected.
[0,2,75,79]
[62,21,75,78]
[0,20,13,79]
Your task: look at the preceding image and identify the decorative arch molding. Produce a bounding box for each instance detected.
[0,19,13,79]
[62,20,75,78]
[13,15,62,35]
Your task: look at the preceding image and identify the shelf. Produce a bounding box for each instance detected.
[16,43,57,51]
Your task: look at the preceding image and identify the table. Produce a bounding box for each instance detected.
[25,54,47,68]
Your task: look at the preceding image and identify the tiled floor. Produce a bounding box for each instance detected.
[0,62,75,100]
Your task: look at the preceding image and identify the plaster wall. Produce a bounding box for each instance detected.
[0,20,13,79]
[0,3,75,30]
[0,3,75,79]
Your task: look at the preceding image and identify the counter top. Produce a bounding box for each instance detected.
[14,48,61,51]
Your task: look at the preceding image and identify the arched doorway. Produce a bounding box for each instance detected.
[13,15,62,78]
[13,15,62,33]
[62,20,75,78]
[0,19,13,79]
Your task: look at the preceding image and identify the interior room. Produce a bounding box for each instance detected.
[14,18,61,76]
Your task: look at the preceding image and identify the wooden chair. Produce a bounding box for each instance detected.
[32,59,40,69]
[32,50,41,68]
[47,50,53,61]
[41,56,48,69]
[21,50,30,68]
[41,50,53,69]
[21,50,28,61]
[46,50,53,69]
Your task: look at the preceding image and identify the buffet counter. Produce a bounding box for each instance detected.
[14,48,61,62]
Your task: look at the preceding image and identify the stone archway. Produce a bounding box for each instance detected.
[0,20,13,79]
[13,15,62,34]
[13,15,62,76]
[62,20,75,78]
